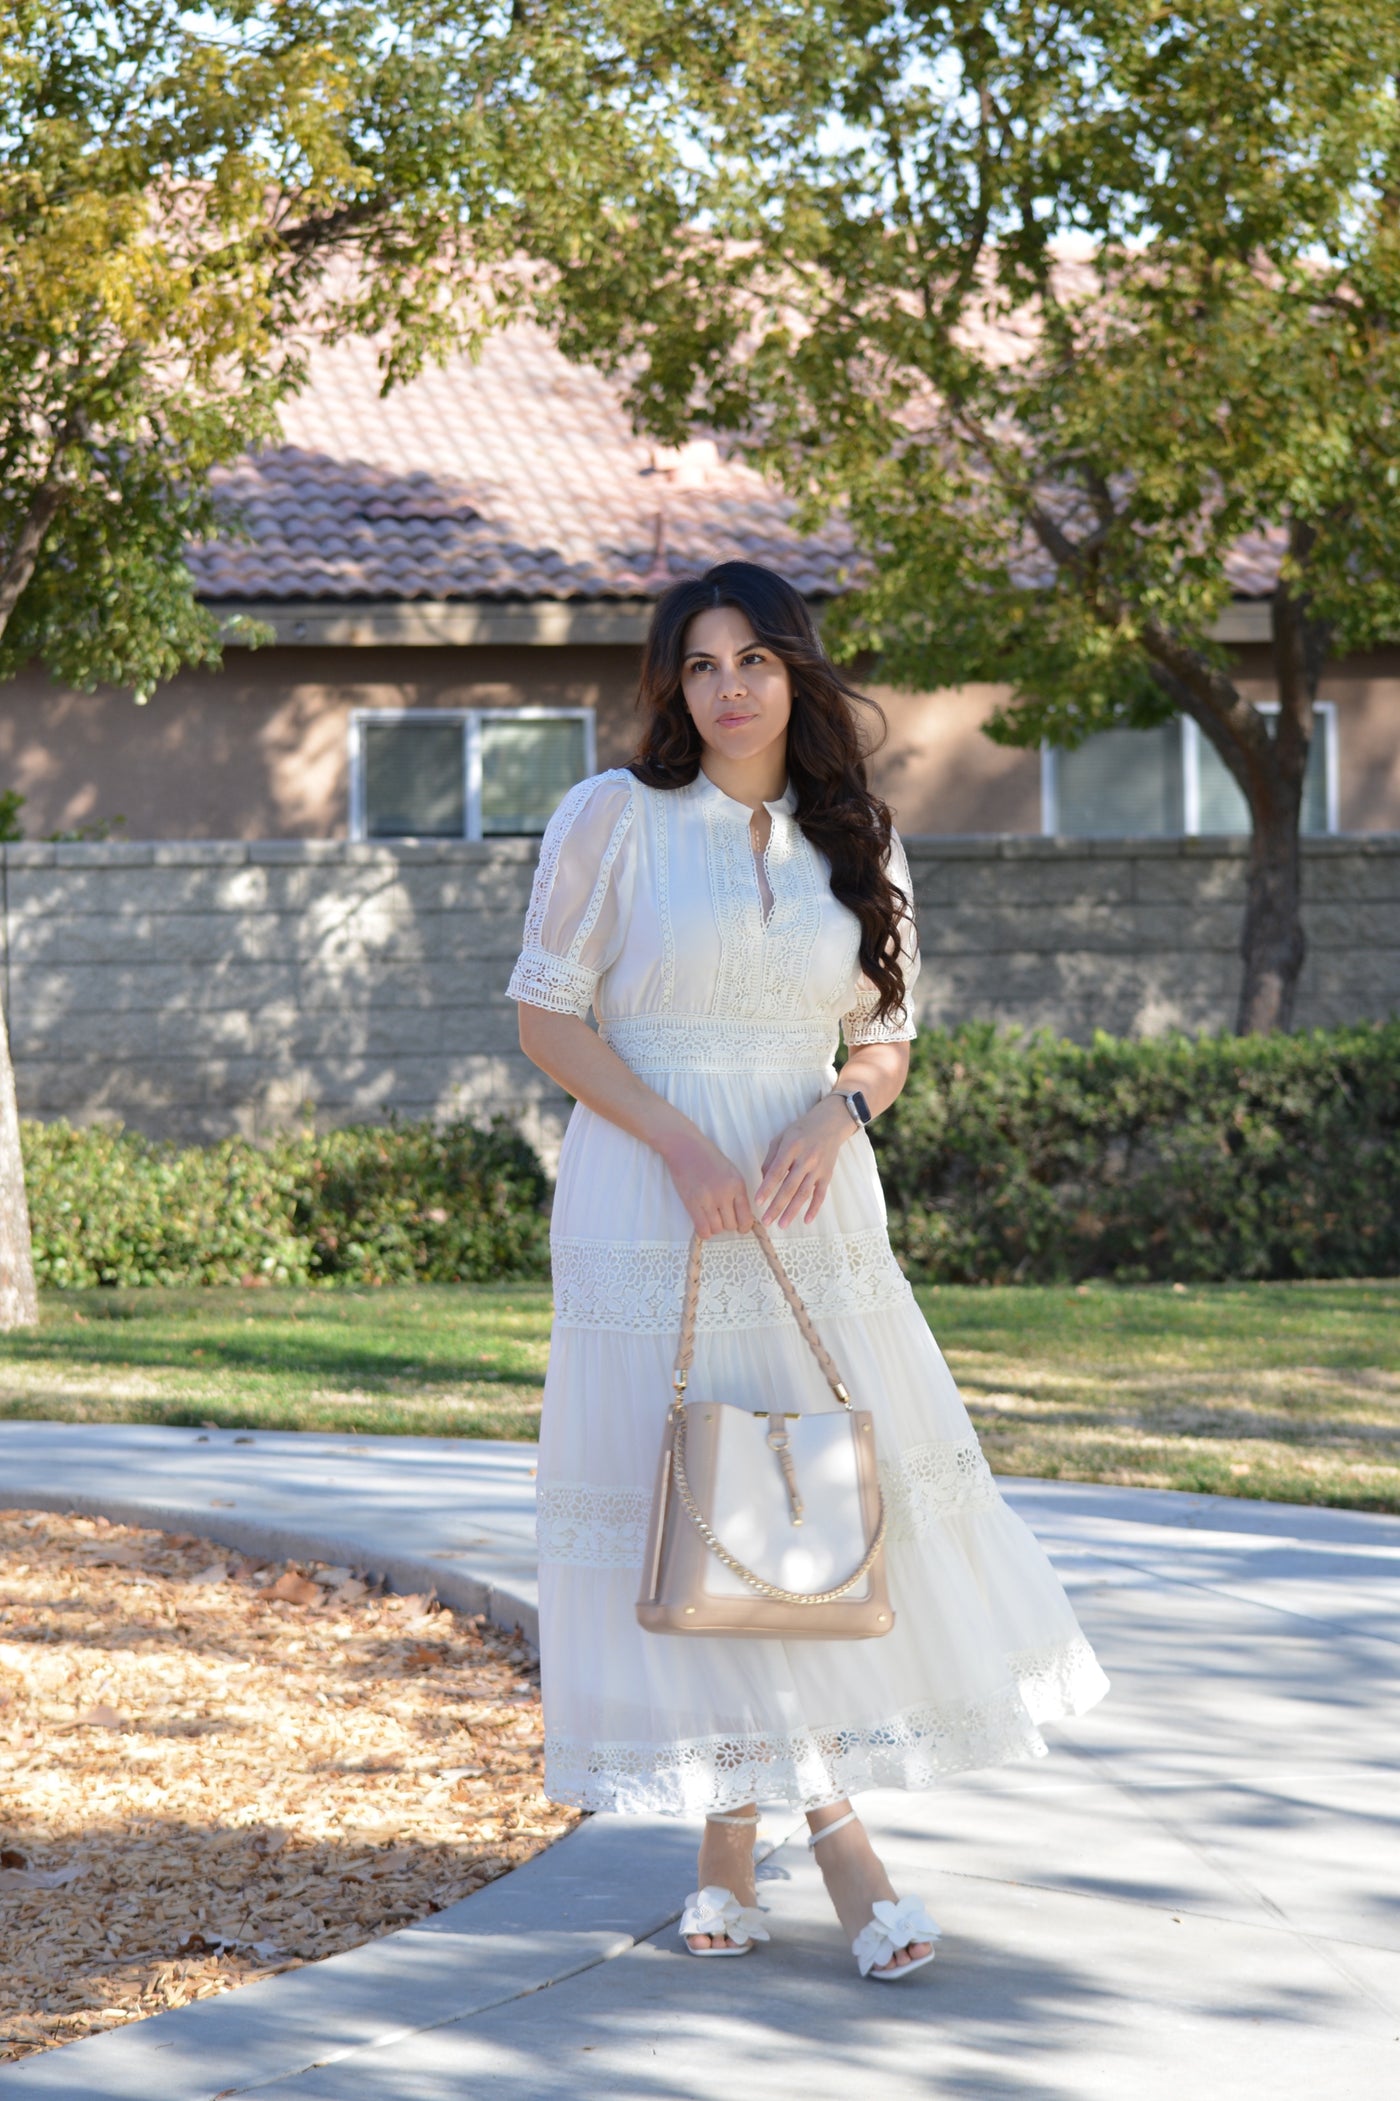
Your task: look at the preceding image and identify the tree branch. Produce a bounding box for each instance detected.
[0,412,90,641]
[953,402,1290,809]
[0,482,65,640]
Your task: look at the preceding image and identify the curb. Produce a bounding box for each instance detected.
[2,1487,540,1650]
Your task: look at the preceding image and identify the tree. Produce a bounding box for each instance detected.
[545,0,1400,1035]
[0,0,676,1326]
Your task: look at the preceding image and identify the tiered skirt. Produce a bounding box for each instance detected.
[536,1033,1108,1815]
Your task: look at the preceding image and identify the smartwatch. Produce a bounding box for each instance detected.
[836,1088,872,1128]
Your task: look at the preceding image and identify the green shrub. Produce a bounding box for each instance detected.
[872,1021,1400,1284]
[22,1116,551,1288]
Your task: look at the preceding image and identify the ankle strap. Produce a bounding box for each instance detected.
[706,1811,760,1827]
[807,1809,860,1849]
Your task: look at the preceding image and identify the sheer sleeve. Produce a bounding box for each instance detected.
[840,827,921,1048]
[507,771,637,1017]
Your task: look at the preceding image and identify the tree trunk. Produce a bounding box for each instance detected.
[0,477,65,641]
[0,989,37,1329]
[1145,638,1311,1036]
[1232,540,1325,1035]
[1236,801,1305,1034]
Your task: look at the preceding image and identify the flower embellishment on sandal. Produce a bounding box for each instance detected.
[852,1896,942,1979]
[678,1885,771,1956]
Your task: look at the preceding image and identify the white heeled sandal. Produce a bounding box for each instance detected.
[679,1811,770,1957]
[808,1811,941,1980]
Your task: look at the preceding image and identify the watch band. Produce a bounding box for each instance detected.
[837,1089,872,1127]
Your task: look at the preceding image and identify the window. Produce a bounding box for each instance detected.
[1043,723,1184,839]
[349,708,595,841]
[1042,704,1338,837]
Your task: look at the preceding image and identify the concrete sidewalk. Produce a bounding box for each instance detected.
[2,1422,1398,2099]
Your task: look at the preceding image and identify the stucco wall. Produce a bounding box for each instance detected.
[0,646,647,843]
[4,832,1397,1153]
[4,637,1394,844]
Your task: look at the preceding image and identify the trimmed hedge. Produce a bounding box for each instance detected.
[20,1022,1400,1288]
[22,1116,551,1288]
[873,1021,1400,1284]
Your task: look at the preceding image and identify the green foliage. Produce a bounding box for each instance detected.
[873,1022,1400,1284]
[546,1,1400,738]
[21,1116,551,1289]
[290,1120,552,1287]
[0,790,126,841]
[0,0,677,693]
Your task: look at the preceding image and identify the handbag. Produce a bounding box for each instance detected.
[635,1218,894,1641]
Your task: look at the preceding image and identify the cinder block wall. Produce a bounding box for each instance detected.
[2,834,1397,1152]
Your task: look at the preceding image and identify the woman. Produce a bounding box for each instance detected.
[510,561,1108,1980]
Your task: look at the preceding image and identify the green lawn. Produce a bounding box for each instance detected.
[1,1280,1397,1514]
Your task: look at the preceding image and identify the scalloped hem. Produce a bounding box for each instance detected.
[543,1636,1110,1817]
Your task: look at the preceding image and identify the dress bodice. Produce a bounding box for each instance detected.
[507,768,919,1069]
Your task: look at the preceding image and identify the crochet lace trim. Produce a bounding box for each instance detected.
[507,944,598,1016]
[543,1636,1110,1815]
[757,809,826,1015]
[509,770,635,1016]
[841,982,916,1047]
[535,1436,1001,1568]
[705,790,765,1016]
[550,1224,911,1333]
[881,1439,1002,1539]
[536,1483,655,1569]
[653,786,677,1008]
[598,1014,839,1074]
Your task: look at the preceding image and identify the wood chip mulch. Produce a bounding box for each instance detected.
[0,1507,580,2063]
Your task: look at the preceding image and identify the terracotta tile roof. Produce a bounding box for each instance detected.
[191,307,1279,608]
[190,325,856,603]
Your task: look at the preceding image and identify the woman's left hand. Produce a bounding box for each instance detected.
[755,1095,856,1229]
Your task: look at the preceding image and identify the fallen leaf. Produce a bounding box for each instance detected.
[0,1505,577,2068]
[0,1863,86,1890]
[0,1848,26,1869]
[267,1573,322,1607]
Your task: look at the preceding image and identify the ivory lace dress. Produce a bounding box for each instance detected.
[508,767,1108,1815]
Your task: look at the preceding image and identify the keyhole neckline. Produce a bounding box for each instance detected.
[691,767,796,822]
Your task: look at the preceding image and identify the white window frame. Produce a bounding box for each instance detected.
[1180,703,1338,837]
[1040,702,1339,837]
[348,706,596,842]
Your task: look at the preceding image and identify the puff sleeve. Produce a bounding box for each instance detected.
[506,771,637,1018]
[840,827,921,1047]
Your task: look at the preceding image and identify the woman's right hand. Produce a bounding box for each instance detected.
[660,1128,754,1239]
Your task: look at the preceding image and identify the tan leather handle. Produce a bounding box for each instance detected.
[672,1218,851,1407]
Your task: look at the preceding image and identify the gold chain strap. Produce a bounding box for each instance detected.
[668,1220,884,1606]
[670,1400,887,1605]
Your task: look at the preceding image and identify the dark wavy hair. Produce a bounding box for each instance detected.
[628,561,911,1025]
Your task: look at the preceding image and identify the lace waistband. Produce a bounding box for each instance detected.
[598,1014,837,1073]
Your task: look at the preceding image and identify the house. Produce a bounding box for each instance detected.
[4,321,1398,848]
